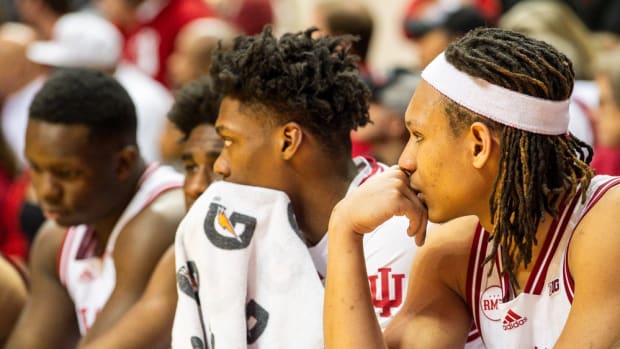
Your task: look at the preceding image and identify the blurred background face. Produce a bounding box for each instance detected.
[415,29,450,68]
[182,124,223,208]
[0,23,38,97]
[352,102,402,143]
[595,74,620,148]
[0,39,24,97]
[97,0,135,29]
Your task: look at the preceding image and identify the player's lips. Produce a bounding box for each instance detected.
[41,206,67,220]
[411,186,427,208]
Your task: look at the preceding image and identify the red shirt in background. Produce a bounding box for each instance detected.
[122,0,215,87]
[591,146,620,176]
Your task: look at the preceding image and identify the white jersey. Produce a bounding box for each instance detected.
[308,156,417,328]
[466,175,620,348]
[57,163,182,334]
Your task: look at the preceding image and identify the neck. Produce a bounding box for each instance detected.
[292,159,358,246]
[92,159,146,249]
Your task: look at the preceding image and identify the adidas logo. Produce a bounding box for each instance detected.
[502,309,527,331]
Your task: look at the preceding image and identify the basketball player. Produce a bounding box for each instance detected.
[173,27,418,344]
[324,28,620,348]
[6,68,185,349]
[64,76,223,349]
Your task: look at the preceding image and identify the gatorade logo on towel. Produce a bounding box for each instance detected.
[204,203,256,250]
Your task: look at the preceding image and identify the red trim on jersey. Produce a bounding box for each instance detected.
[583,177,620,214]
[466,326,481,342]
[562,177,620,301]
[531,192,581,295]
[493,247,511,302]
[75,228,98,260]
[359,156,383,185]
[522,214,561,293]
[467,224,486,339]
[563,252,575,303]
[57,228,74,286]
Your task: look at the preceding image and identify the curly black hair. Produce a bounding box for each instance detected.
[443,28,594,288]
[167,76,221,141]
[210,26,371,154]
[29,68,137,146]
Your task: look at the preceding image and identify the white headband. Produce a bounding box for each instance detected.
[421,52,570,135]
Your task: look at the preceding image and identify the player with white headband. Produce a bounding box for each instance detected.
[324,27,620,348]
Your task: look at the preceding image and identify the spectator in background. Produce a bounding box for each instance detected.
[591,50,620,176]
[27,11,173,163]
[98,0,215,87]
[214,0,274,35]
[313,1,376,158]
[0,23,46,260]
[403,0,499,25]
[314,0,375,85]
[352,69,421,165]
[564,0,620,35]
[404,5,488,69]
[167,18,239,90]
[499,0,598,147]
[15,0,70,39]
[0,22,45,168]
[160,17,238,166]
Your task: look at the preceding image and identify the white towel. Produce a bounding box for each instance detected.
[172,181,324,349]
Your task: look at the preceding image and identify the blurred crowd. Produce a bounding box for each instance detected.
[0,0,619,345]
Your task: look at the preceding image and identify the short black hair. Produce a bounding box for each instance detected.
[210,26,370,154]
[167,76,221,141]
[44,0,71,15]
[29,68,137,146]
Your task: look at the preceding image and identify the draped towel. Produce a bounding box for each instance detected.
[172,181,324,349]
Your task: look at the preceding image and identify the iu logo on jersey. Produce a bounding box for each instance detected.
[368,267,405,317]
[203,203,256,250]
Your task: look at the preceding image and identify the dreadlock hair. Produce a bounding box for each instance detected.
[442,28,594,288]
[168,76,221,141]
[210,26,371,155]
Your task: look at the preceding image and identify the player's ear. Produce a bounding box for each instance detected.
[469,121,495,169]
[279,122,303,160]
[115,144,138,180]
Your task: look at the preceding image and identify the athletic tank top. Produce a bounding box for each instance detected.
[57,163,182,334]
[466,175,620,348]
[308,156,418,329]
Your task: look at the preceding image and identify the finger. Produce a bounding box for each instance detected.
[414,223,427,246]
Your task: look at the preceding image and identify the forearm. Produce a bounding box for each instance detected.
[324,221,386,349]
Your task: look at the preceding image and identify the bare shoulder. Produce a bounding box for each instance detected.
[121,188,185,242]
[139,188,185,222]
[30,220,67,271]
[569,184,620,268]
[113,188,184,269]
